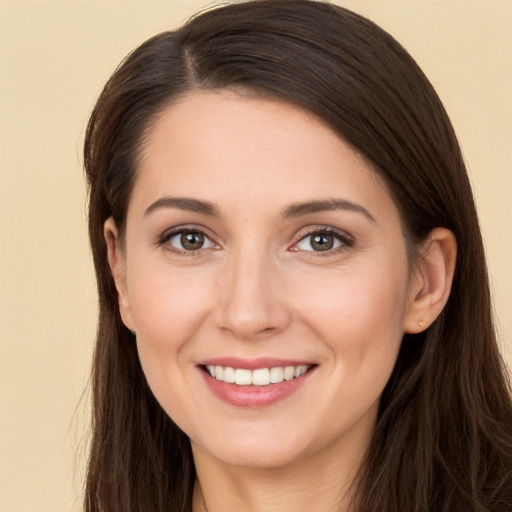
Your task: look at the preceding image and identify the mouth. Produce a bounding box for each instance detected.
[197,356,317,407]
[198,360,316,407]
[201,364,314,386]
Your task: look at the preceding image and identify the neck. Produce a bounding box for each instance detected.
[191,432,368,512]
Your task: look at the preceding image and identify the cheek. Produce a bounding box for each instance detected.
[127,263,213,339]
[125,264,215,395]
[293,270,407,437]
[293,260,409,384]
[125,267,219,435]
[296,263,409,338]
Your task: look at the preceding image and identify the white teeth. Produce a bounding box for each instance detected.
[223,366,235,383]
[235,369,252,385]
[205,364,311,386]
[294,365,307,378]
[284,366,295,381]
[252,368,270,386]
[269,367,284,383]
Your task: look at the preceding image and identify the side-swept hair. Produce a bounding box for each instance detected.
[83,1,512,510]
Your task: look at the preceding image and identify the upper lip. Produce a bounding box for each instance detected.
[197,357,315,370]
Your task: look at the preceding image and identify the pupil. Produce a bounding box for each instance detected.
[181,232,204,250]
[311,234,333,251]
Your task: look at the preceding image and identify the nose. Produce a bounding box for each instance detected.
[214,246,291,340]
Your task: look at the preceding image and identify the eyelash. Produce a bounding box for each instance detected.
[158,225,218,256]
[157,226,354,256]
[291,227,354,256]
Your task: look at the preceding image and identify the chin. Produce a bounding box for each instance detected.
[190,421,333,471]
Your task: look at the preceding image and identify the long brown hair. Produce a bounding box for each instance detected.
[83,1,512,510]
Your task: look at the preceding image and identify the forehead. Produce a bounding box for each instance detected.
[131,89,396,222]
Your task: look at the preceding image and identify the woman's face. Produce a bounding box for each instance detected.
[111,90,421,469]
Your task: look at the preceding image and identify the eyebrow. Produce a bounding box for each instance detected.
[144,196,220,217]
[144,196,375,223]
[282,199,376,222]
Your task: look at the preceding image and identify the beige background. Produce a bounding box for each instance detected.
[0,1,510,510]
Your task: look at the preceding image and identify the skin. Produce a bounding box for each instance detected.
[105,90,456,512]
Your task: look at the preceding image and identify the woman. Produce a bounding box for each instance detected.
[83,1,512,510]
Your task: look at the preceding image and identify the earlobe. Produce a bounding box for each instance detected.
[403,228,457,334]
[104,217,135,331]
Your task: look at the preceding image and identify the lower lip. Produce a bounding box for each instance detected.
[200,367,314,408]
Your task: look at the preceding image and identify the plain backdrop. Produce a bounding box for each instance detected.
[0,1,511,510]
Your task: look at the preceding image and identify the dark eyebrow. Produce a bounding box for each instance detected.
[282,199,376,223]
[144,197,220,217]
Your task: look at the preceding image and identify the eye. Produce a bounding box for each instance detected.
[293,230,352,253]
[164,230,216,252]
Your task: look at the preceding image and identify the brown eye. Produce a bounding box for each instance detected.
[180,232,205,250]
[164,230,215,252]
[310,234,334,251]
[294,230,352,253]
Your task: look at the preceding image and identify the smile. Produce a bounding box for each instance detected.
[205,364,312,386]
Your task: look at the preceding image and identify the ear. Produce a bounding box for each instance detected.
[104,217,135,331]
[403,227,457,334]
